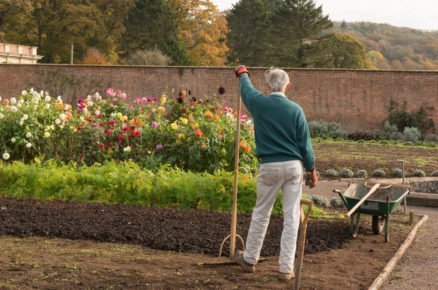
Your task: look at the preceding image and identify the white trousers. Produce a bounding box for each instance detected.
[243,160,303,274]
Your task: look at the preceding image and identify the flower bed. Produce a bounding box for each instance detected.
[0,89,256,173]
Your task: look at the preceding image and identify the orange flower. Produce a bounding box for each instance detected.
[188,114,194,121]
[195,129,203,138]
[204,110,214,118]
[239,140,247,149]
[65,112,73,121]
[245,145,252,153]
[200,142,207,149]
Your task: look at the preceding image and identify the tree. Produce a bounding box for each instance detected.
[226,0,282,66]
[120,0,188,65]
[176,0,229,65]
[0,0,110,63]
[308,33,369,69]
[271,0,332,67]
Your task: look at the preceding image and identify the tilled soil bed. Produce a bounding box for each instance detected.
[0,197,350,256]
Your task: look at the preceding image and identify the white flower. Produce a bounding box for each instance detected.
[88,101,94,107]
[10,97,17,105]
[95,110,100,116]
[21,90,27,96]
[123,146,132,153]
[2,152,10,160]
[45,96,51,102]
[10,106,18,112]
[0,96,2,102]
[17,102,22,108]
[87,95,92,100]
[57,96,62,101]
[30,88,34,93]
[59,113,66,121]
[45,104,50,110]
[83,108,88,114]
[110,112,116,118]
[22,114,29,120]
[26,132,32,138]
[0,113,3,119]
[44,132,50,138]
[26,143,32,149]
[55,118,61,125]
[11,138,16,143]
[19,120,24,126]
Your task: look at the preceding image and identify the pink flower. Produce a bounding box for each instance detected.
[119,92,127,99]
[156,144,163,151]
[106,88,115,97]
[151,121,158,128]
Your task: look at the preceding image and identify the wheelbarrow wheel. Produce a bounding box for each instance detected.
[372,215,385,235]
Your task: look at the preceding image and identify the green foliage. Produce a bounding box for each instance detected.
[119,49,172,65]
[333,21,438,70]
[308,120,347,139]
[391,168,403,178]
[120,0,188,64]
[372,168,386,177]
[424,134,438,143]
[377,121,399,140]
[339,168,354,178]
[403,127,421,143]
[227,0,332,67]
[355,169,368,179]
[308,33,369,68]
[412,169,426,177]
[310,195,329,207]
[0,160,325,217]
[329,196,343,208]
[324,169,338,178]
[387,101,435,135]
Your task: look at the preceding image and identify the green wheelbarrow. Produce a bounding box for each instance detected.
[334,183,409,242]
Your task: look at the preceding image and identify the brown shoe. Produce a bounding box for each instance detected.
[234,250,255,273]
[279,272,295,281]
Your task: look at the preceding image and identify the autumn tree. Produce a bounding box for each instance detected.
[0,0,114,63]
[175,0,229,66]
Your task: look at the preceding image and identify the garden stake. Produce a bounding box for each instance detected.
[219,98,244,259]
[295,199,313,290]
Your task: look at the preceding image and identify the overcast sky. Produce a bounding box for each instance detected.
[212,0,438,31]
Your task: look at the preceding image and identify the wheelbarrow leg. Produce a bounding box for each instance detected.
[350,213,360,238]
[385,196,390,242]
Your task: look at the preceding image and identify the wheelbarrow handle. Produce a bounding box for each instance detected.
[333,189,349,209]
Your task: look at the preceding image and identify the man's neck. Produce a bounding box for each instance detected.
[271,91,286,97]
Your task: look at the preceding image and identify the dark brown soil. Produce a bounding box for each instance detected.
[0,197,350,257]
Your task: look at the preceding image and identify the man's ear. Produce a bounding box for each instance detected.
[264,83,270,90]
[285,82,292,92]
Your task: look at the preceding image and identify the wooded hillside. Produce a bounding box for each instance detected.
[334,21,438,70]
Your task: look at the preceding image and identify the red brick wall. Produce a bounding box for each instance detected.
[1,64,437,132]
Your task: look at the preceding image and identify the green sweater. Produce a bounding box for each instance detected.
[240,74,315,171]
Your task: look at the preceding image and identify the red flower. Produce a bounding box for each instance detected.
[99,123,104,127]
[134,130,141,137]
[99,143,104,149]
[88,118,93,123]
[118,135,124,141]
[106,145,111,151]
[108,120,115,126]
[123,127,129,132]
[181,108,187,114]
[105,129,112,135]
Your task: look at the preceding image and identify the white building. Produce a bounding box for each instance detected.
[0,42,43,64]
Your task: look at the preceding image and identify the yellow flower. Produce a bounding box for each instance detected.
[170,122,179,130]
[116,112,123,120]
[178,133,186,139]
[160,95,167,104]
[191,123,199,130]
[157,106,166,114]
[180,118,188,125]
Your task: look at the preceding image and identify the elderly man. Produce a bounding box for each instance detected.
[234,66,317,281]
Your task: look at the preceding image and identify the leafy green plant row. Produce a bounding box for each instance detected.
[0,160,325,217]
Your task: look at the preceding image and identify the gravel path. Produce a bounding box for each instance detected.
[383,205,438,290]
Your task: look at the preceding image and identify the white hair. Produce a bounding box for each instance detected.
[265,68,290,92]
